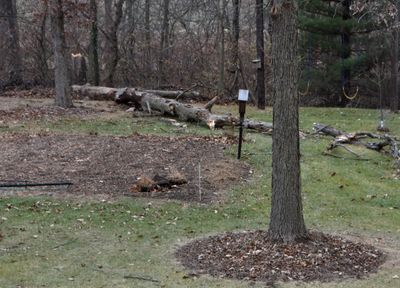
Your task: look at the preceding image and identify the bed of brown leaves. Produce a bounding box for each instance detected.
[0,106,96,122]
[176,231,385,283]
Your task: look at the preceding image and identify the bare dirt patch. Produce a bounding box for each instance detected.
[0,134,249,203]
[0,96,124,124]
[176,231,385,283]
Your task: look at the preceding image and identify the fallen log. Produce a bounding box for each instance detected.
[72,84,274,133]
[314,123,400,167]
[122,90,273,133]
[72,85,201,101]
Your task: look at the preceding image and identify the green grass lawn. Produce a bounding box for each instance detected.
[1,105,400,287]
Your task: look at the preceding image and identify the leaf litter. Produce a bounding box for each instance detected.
[176,231,385,283]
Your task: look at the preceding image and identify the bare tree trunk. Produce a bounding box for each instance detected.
[256,0,265,109]
[390,0,399,113]
[36,2,50,85]
[49,0,73,108]
[88,0,100,86]
[268,0,307,243]
[145,0,151,76]
[103,0,125,87]
[0,0,22,84]
[230,0,240,96]
[217,0,227,96]
[159,0,170,86]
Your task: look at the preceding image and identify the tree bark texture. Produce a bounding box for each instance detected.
[268,0,307,242]
[0,0,22,84]
[390,0,399,113]
[49,0,73,108]
[103,0,125,87]
[145,0,151,75]
[158,0,170,86]
[88,0,100,86]
[256,0,266,109]
[71,85,201,101]
[229,0,241,96]
[217,0,227,96]
[35,3,50,85]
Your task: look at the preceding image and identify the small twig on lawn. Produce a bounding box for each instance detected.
[52,238,78,250]
[93,267,160,283]
[123,275,160,283]
[322,152,370,161]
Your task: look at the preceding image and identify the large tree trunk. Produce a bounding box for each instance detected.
[158,0,170,86]
[72,85,201,101]
[88,0,100,86]
[390,0,399,113]
[229,0,240,96]
[50,0,73,108]
[217,0,227,96]
[268,0,307,243]
[0,0,22,85]
[36,3,50,85]
[256,0,266,109]
[144,0,151,77]
[103,0,125,87]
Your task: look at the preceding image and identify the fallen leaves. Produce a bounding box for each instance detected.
[176,231,385,283]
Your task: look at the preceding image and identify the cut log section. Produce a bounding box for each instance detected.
[131,169,188,193]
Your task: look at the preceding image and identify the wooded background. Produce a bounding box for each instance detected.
[0,0,399,109]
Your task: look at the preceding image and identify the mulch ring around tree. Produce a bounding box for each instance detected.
[176,231,385,283]
[0,133,249,203]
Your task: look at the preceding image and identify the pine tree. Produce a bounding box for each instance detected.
[298,0,395,107]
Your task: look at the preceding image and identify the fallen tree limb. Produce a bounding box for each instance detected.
[314,123,400,168]
[130,91,273,133]
[74,84,274,133]
[72,85,202,101]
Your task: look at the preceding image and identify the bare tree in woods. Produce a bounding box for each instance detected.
[390,0,399,113]
[159,0,170,86]
[268,0,308,243]
[103,0,125,87]
[217,0,228,96]
[229,0,241,96]
[0,0,22,85]
[256,0,265,109]
[88,0,100,86]
[35,2,50,85]
[145,0,151,74]
[49,0,73,108]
